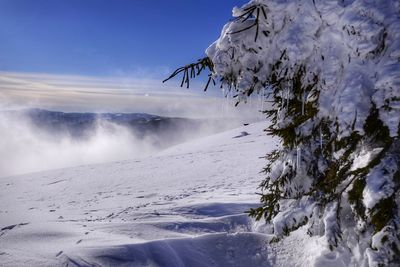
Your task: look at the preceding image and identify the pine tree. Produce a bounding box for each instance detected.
[165,0,400,265]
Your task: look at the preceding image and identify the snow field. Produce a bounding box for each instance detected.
[0,122,282,266]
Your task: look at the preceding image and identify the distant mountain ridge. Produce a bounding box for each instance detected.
[1,108,239,148]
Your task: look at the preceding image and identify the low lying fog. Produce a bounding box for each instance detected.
[0,114,159,177]
[0,111,251,178]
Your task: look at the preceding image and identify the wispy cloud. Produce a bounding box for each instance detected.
[0,71,262,119]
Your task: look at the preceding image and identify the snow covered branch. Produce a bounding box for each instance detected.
[165,0,400,265]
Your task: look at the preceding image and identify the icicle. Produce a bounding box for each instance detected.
[261,87,265,111]
[257,92,261,119]
[286,88,290,112]
[260,87,265,119]
[297,145,302,173]
[221,88,226,116]
[224,88,229,116]
[301,92,305,115]
[319,126,323,151]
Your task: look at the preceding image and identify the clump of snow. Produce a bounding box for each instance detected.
[350,147,383,171]
[363,144,399,209]
[207,0,400,138]
[272,197,315,237]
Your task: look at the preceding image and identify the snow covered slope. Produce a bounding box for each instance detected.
[1,122,287,267]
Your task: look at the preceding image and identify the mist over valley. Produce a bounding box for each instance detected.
[0,108,243,177]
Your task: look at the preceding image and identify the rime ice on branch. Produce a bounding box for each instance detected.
[165,0,399,265]
[205,0,399,266]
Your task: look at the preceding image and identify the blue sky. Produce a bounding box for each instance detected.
[0,0,260,118]
[0,0,248,77]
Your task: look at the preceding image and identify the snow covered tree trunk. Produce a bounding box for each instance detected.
[205,0,400,265]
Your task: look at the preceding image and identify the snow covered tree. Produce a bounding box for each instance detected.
[165,0,399,265]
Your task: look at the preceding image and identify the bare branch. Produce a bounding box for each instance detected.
[163,57,214,90]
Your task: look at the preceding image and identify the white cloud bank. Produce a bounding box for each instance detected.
[0,71,263,119]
